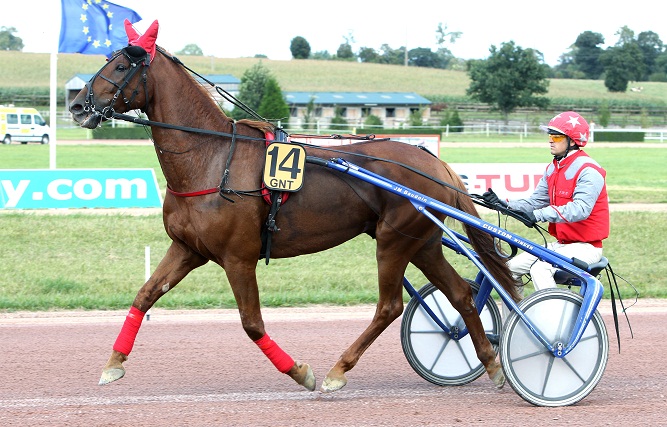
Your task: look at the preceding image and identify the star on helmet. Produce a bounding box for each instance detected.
[566,115,581,128]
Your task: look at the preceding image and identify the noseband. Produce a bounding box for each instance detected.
[82,47,150,121]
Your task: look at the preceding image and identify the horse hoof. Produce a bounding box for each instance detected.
[491,369,505,389]
[320,374,347,393]
[290,361,316,391]
[99,368,125,385]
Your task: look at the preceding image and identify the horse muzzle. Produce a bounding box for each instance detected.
[71,110,103,129]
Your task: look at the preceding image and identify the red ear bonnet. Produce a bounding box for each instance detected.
[125,19,159,63]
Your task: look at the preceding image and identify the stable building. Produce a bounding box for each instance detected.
[64,73,241,111]
[284,92,432,128]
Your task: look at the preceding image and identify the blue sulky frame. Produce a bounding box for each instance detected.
[309,156,604,359]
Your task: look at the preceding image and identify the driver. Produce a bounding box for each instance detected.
[483,111,610,302]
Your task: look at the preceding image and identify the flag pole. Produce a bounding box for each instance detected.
[49,2,60,170]
[49,51,57,170]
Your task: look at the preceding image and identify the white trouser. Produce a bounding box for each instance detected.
[501,241,603,320]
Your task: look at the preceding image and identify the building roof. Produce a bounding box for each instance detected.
[284,92,431,106]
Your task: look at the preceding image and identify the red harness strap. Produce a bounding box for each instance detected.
[165,131,290,205]
[166,186,218,197]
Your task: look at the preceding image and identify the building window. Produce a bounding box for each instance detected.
[314,107,322,117]
[361,107,371,117]
[290,107,298,117]
[386,108,396,118]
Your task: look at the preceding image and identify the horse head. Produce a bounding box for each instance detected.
[69,20,159,129]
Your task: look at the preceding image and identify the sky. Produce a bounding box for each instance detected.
[2,0,665,66]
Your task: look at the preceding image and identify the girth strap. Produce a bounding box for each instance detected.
[260,191,283,265]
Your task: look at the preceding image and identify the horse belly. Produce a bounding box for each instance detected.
[267,192,377,258]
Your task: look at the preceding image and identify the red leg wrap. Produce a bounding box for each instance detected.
[254,334,295,373]
[113,306,145,355]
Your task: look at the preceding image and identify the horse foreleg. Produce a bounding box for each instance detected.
[411,246,505,389]
[99,242,206,385]
[225,264,316,391]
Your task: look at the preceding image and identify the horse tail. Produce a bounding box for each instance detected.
[440,161,522,303]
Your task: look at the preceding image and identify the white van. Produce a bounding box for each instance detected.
[0,106,50,144]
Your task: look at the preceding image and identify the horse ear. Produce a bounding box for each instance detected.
[124,19,140,44]
[125,19,159,63]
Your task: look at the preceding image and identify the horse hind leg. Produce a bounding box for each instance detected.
[411,241,505,389]
[99,242,207,385]
[321,243,408,393]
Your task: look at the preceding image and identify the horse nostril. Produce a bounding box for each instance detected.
[69,103,82,114]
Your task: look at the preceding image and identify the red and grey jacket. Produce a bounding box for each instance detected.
[507,150,610,248]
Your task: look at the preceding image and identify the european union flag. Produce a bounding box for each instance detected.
[59,0,142,57]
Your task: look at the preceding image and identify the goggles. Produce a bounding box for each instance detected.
[549,134,568,143]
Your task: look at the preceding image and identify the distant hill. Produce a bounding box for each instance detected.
[3,51,667,127]
[2,51,667,104]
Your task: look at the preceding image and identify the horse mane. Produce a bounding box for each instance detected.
[156,46,275,136]
[237,118,276,135]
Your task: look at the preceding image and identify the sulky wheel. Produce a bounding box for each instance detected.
[500,288,609,407]
[401,279,501,386]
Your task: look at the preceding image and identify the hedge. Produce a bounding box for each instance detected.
[593,131,645,142]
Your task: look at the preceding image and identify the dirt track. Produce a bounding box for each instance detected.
[1,301,665,427]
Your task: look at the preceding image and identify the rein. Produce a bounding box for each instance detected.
[92,46,493,206]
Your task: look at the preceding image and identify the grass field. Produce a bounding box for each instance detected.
[3,51,667,104]
[0,143,665,311]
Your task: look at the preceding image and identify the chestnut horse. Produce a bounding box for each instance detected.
[69,20,520,393]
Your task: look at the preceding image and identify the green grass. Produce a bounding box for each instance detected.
[2,144,665,204]
[0,210,660,311]
[1,144,665,310]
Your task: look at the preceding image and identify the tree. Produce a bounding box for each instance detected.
[0,26,23,51]
[377,44,405,65]
[435,22,462,47]
[440,109,464,132]
[258,78,290,126]
[231,62,272,120]
[637,31,664,80]
[466,41,550,123]
[176,44,203,56]
[329,106,347,129]
[600,45,643,92]
[599,27,645,92]
[301,97,316,129]
[311,50,331,60]
[652,52,667,81]
[573,31,605,79]
[290,36,311,59]
[336,43,355,60]
[358,47,379,63]
[363,114,383,127]
[408,47,446,68]
[408,109,424,126]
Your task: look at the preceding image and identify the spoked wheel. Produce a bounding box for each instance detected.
[401,279,501,386]
[500,288,609,407]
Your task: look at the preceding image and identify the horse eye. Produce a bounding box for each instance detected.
[116,64,128,72]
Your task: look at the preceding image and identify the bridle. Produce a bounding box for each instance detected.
[81,46,150,122]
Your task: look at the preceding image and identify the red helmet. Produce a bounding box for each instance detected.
[543,111,590,147]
